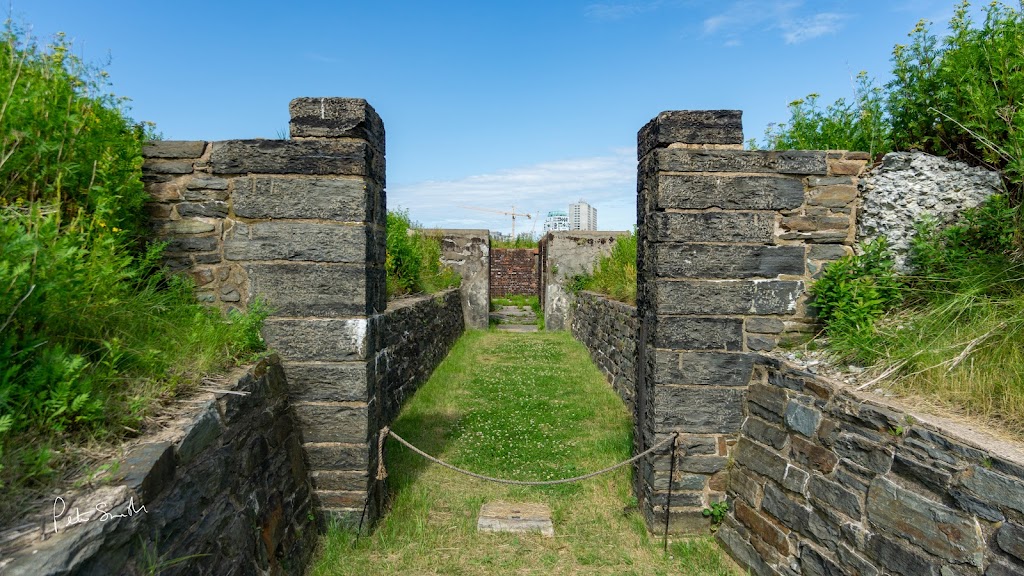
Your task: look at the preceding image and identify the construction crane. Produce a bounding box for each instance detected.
[460,205,533,239]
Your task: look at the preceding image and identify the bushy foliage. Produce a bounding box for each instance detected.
[760,72,890,158]
[0,21,267,513]
[888,2,1024,186]
[810,238,902,358]
[574,232,637,305]
[386,210,460,298]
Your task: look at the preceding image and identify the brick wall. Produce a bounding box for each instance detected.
[490,248,539,298]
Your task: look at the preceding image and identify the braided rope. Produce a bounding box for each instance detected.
[376,428,678,486]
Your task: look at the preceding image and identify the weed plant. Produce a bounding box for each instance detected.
[386,210,460,298]
[491,233,538,249]
[312,331,737,575]
[0,21,267,520]
[573,232,637,305]
[812,196,1024,434]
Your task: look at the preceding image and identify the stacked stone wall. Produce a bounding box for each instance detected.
[1,356,317,575]
[720,356,1024,576]
[570,291,637,411]
[490,248,539,297]
[144,98,388,524]
[379,290,464,425]
[635,110,868,533]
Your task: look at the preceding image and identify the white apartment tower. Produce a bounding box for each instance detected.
[569,201,597,231]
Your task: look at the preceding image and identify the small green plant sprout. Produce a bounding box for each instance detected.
[702,500,728,531]
[889,425,906,437]
[981,457,994,469]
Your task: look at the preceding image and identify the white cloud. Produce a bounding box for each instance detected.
[703,1,848,45]
[389,149,638,235]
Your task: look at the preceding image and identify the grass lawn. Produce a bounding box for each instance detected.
[311,330,739,575]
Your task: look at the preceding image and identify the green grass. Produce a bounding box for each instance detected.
[311,331,738,576]
[490,295,544,329]
[574,232,637,305]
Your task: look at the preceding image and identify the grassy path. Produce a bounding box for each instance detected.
[312,330,738,575]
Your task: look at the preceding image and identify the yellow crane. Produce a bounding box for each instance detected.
[460,205,533,239]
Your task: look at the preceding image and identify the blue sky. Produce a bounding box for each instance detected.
[14,0,971,234]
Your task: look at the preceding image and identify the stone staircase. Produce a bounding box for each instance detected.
[490,305,539,332]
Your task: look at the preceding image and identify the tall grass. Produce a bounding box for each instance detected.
[0,20,267,519]
[386,210,460,298]
[575,232,637,305]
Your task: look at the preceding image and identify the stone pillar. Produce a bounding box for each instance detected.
[213,98,387,524]
[635,111,856,533]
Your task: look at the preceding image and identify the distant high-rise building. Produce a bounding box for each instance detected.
[544,210,569,233]
[569,201,597,231]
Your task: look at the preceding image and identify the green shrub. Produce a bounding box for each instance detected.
[386,210,460,298]
[491,233,538,249]
[760,71,890,157]
[809,238,901,359]
[888,2,1024,186]
[0,21,267,515]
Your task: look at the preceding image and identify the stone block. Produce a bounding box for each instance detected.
[263,318,370,361]
[790,435,838,474]
[651,211,774,243]
[808,244,851,261]
[996,522,1024,562]
[655,174,805,210]
[224,221,378,263]
[176,406,224,465]
[762,481,811,533]
[652,386,745,433]
[735,500,789,555]
[246,262,385,317]
[781,464,809,494]
[892,451,953,494]
[655,280,803,315]
[651,243,805,279]
[115,442,176,503]
[285,361,371,402]
[304,442,369,471]
[155,220,217,235]
[746,317,785,334]
[310,470,369,492]
[210,139,383,185]
[780,213,850,231]
[233,176,384,224]
[800,544,846,576]
[808,185,859,207]
[828,159,866,175]
[177,201,228,218]
[833,432,893,474]
[865,533,939,576]
[289,97,385,154]
[735,437,788,483]
[653,350,753,387]
[742,417,788,450]
[809,475,862,519]
[957,465,1024,515]
[747,383,788,418]
[653,148,827,175]
[867,476,984,566]
[638,110,743,159]
[143,140,206,159]
[654,316,743,350]
[186,176,229,190]
[293,403,368,444]
[785,401,822,437]
[716,524,774,576]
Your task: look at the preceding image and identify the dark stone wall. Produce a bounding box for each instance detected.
[490,248,539,298]
[634,110,868,534]
[720,356,1024,576]
[1,356,317,576]
[570,291,637,411]
[379,289,464,426]
[143,98,388,525]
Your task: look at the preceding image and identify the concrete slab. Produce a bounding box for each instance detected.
[477,502,554,537]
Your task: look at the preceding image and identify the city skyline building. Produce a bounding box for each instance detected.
[569,201,597,231]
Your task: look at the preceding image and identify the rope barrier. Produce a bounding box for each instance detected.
[376,427,678,486]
